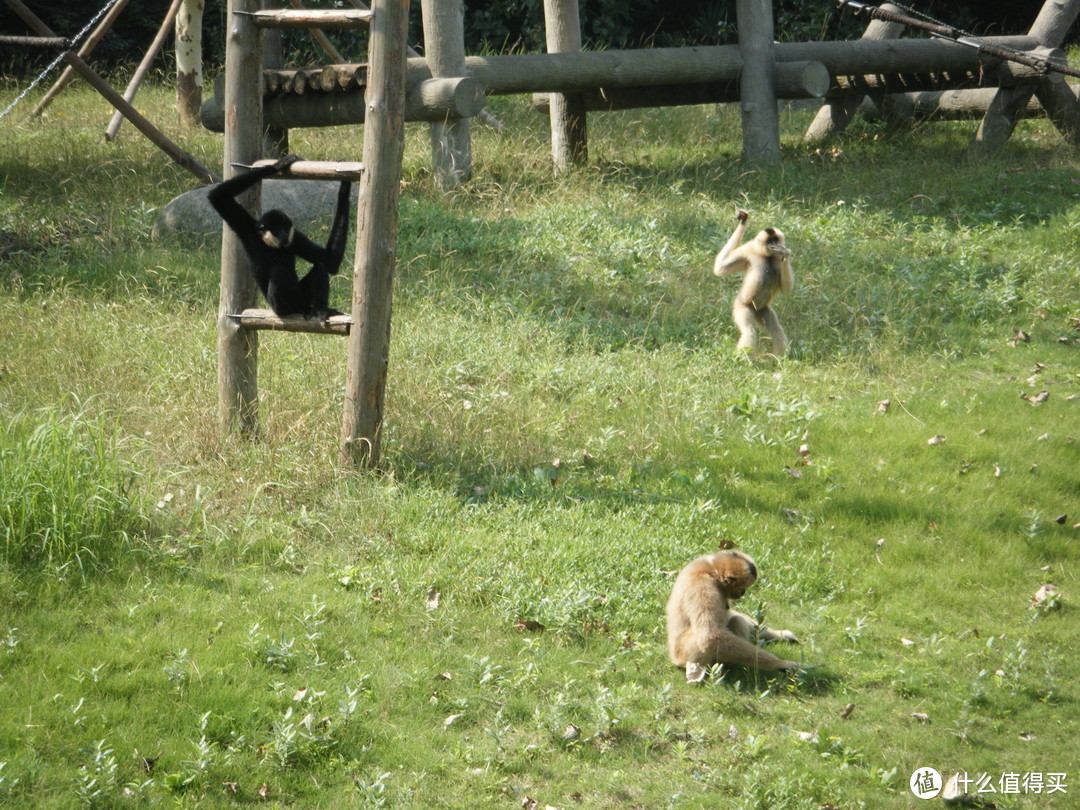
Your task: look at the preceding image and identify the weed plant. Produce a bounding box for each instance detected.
[0,84,1076,808]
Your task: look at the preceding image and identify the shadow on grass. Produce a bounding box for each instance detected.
[701,662,840,697]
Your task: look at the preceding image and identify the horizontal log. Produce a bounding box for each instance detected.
[230,308,352,335]
[243,9,372,29]
[825,46,1063,96]
[861,89,1045,121]
[241,159,365,180]
[774,35,1038,78]
[531,60,829,112]
[0,35,67,48]
[398,35,1041,97]
[203,76,485,129]
[264,65,369,95]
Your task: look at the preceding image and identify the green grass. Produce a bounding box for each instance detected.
[0,83,1077,808]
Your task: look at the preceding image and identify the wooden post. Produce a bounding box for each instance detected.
[422,0,471,188]
[804,3,905,142]
[31,0,134,117]
[737,0,780,163]
[218,0,264,439]
[106,0,184,140]
[972,0,1080,155]
[543,0,587,172]
[340,0,409,468]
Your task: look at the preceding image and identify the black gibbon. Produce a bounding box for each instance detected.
[712,209,794,355]
[209,154,351,323]
[666,550,799,672]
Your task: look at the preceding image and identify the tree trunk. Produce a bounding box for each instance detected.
[176,0,205,129]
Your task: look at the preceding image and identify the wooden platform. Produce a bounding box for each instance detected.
[235,159,365,181]
[244,9,372,30]
[230,308,352,335]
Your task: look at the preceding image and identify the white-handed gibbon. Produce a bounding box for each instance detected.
[209,154,352,324]
[666,550,799,672]
[712,209,794,355]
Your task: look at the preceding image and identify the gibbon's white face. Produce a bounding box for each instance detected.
[258,211,295,249]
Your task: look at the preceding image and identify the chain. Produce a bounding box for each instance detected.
[837,0,1080,78]
[0,0,124,122]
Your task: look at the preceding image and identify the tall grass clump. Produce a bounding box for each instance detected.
[0,404,147,575]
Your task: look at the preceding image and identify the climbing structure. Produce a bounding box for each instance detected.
[216,0,409,468]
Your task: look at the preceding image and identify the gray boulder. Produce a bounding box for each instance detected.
[153,179,358,244]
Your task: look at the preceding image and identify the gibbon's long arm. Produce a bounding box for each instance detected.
[713,217,751,277]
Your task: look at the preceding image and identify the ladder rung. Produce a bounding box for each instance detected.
[238,160,364,180]
[242,9,372,30]
[230,308,352,336]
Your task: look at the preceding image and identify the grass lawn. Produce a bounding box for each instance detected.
[0,81,1077,808]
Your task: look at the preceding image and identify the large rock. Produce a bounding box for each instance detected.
[153,179,358,244]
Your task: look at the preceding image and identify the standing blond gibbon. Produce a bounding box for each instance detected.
[713,209,794,355]
[666,550,799,672]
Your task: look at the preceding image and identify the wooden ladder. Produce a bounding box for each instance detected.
[217,0,409,467]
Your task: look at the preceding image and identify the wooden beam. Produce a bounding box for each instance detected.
[243,158,364,179]
[105,0,184,141]
[531,61,830,112]
[4,0,218,184]
[972,0,1080,154]
[805,2,905,142]
[244,8,372,29]
[31,0,134,117]
[231,309,352,335]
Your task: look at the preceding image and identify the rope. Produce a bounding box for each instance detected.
[835,0,1080,79]
[0,0,124,121]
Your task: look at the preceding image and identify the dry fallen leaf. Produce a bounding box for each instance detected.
[793,729,817,742]
[840,703,855,719]
[1022,391,1050,405]
[901,637,915,646]
[444,713,463,727]
[941,772,963,801]
[685,661,707,684]
[910,712,930,723]
[425,588,441,610]
[1019,732,1035,741]
[927,434,947,445]
[783,466,803,478]
[876,399,891,414]
[1030,584,1060,609]
[562,724,580,741]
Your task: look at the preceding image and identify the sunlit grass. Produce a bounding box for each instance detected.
[0,83,1076,808]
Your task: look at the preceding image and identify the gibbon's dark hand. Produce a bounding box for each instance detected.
[736,209,749,223]
[273,154,303,173]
